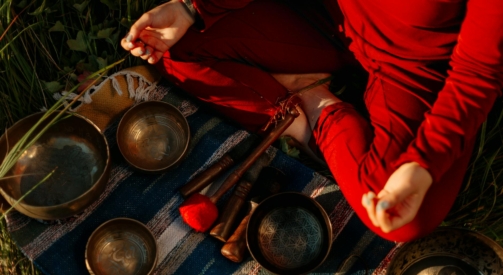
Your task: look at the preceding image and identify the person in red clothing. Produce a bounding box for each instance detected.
[120,0,503,242]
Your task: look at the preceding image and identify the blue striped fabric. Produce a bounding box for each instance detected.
[6,84,397,275]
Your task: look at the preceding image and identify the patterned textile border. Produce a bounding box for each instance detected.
[6,82,397,274]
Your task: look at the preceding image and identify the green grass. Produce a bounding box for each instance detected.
[0,1,503,274]
[443,100,503,243]
[0,220,41,275]
[0,1,155,274]
[0,0,156,133]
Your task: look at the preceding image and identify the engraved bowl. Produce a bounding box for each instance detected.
[0,111,110,220]
[85,218,157,275]
[386,227,503,275]
[246,192,332,274]
[116,101,190,173]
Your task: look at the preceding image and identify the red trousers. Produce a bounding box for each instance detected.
[156,0,475,241]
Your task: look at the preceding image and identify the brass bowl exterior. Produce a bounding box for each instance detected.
[0,112,110,220]
[85,218,158,275]
[386,227,503,275]
[117,101,190,173]
[246,192,332,275]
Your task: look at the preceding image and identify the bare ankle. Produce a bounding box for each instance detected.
[271,72,342,130]
[297,87,341,129]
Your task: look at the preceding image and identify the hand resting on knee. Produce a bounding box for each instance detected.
[120,1,195,64]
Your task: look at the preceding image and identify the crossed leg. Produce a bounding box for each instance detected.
[273,73,475,242]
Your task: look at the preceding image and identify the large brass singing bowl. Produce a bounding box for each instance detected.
[117,101,190,173]
[85,218,157,275]
[386,227,503,275]
[247,192,332,275]
[0,111,110,220]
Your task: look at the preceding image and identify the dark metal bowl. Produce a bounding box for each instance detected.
[116,101,190,173]
[247,192,332,275]
[0,111,110,220]
[386,227,503,275]
[85,218,158,275]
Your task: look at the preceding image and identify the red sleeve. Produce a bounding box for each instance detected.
[393,0,503,182]
[191,0,254,30]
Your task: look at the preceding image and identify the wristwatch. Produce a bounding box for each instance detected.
[180,0,197,18]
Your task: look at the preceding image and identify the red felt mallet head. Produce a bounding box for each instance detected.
[179,194,218,232]
[179,171,243,232]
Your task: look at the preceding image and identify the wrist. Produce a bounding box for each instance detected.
[179,0,196,22]
[408,162,433,188]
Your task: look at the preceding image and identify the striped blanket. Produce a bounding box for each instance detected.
[6,81,398,275]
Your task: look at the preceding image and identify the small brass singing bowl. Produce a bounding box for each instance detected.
[85,218,158,275]
[117,101,190,173]
[0,111,110,220]
[247,192,332,275]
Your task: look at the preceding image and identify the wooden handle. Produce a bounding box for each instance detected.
[210,179,253,242]
[220,204,256,262]
[209,110,298,203]
[220,166,287,262]
[179,154,234,198]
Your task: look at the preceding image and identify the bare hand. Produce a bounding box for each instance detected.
[120,1,195,64]
[361,162,433,233]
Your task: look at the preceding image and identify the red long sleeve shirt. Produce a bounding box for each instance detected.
[336,0,503,182]
[190,0,503,182]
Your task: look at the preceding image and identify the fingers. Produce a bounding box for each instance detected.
[362,191,378,226]
[138,45,153,60]
[377,191,420,233]
[141,51,163,64]
[128,13,153,44]
[362,190,401,233]
[120,11,153,52]
[375,191,395,233]
[120,38,145,54]
[120,38,161,64]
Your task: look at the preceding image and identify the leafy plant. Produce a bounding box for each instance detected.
[0,0,157,133]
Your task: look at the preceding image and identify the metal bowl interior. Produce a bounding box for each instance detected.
[386,227,503,275]
[85,218,157,275]
[247,192,332,275]
[116,101,190,173]
[0,112,110,220]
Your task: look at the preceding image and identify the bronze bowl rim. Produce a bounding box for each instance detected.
[0,111,110,217]
[85,217,158,275]
[116,100,190,173]
[246,191,333,275]
[386,226,503,275]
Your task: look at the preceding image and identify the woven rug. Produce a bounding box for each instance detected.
[5,69,398,274]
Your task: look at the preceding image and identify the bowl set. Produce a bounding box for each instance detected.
[0,101,336,275]
[0,101,189,275]
[4,100,497,275]
[0,101,190,220]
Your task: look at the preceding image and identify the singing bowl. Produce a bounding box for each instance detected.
[117,101,190,173]
[386,227,503,275]
[0,111,110,220]
[247,192,332,275]
[85,218,157,275]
